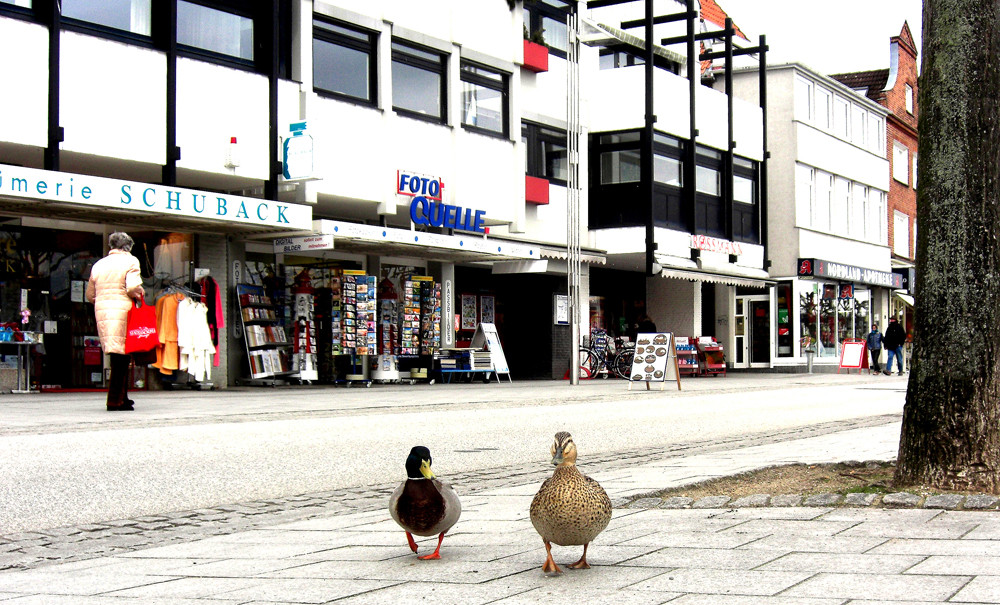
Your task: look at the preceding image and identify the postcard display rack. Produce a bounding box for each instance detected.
[334,270,377,384]
[237,283,294,383]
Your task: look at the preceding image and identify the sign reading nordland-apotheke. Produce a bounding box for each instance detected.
[0,164,312,230]
[797,258,902,289]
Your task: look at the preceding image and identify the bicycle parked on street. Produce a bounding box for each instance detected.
[578,329,634,379]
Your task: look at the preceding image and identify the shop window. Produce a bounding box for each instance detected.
[392,40,447,124]
[313,18,377,106]
[776,282,793,357]
[523,0,574,58]
[461,61,509,137]
[523,122,567,184]
[177,1,253,61]
[62,0,152,36]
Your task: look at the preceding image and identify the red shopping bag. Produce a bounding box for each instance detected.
[125,301,158,353]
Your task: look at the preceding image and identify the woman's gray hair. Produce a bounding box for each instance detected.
[108,232,134,252]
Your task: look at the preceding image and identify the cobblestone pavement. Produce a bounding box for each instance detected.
[0,414,899,572]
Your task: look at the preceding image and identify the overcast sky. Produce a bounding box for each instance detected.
[719,0,923,75]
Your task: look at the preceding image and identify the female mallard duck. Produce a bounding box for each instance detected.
[529,431,612,573]
[389,446,461,560]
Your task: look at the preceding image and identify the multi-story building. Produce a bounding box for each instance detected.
[830,22,919,338]
[727,63,895,370]
[0,0,766,390]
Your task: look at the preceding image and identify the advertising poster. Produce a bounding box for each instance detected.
[461,294,477,330]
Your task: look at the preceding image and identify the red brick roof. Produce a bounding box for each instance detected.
[829,69,890,101]
[700,0,749,41]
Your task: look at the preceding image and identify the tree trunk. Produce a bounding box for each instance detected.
[895,0,1000,491]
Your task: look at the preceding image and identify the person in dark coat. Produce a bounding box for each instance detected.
[865,323,883,374]
[882,317,907,376]
[636,314,657,334]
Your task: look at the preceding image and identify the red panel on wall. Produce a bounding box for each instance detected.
[525,175,550,205]
[522,40,549,73]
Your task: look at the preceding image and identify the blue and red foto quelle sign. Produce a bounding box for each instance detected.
[398,170,486,234]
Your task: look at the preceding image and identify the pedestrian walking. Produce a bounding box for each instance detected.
[883,317,907,376]
[86,232,145,411]
[865,323,883,374]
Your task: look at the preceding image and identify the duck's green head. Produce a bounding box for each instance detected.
[405,446,435,479]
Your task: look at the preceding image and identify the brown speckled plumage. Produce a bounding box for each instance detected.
[529,431,612,573]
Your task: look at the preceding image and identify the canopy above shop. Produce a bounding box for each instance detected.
[657,266,774,288]
[893,291,915,307]
[275,219,542,263]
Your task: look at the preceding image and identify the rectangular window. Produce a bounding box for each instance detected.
[313,19,377,105]
[62,0,151,36]
[524,0,574,58]
[815,87,832,129]
[392,40,446,123]
[868,114,884,153]
[850,182,866,239]
[177,1,253,61]
[833,97,849,139]
[600,150,641,184]
[461,62,509,137]
[1,0,32,7]
[912,153,918,189]
[905,84,914,114]
[893,142,909,184]
[733,175,754,204]
[795,76,813,122]
[851,106,866,146]
[695,166,720,196]
[876,191,888,245]
[894,211,910,257]
[814,172,832,231]
[654,155,682,187]
[833,177,850,235]
[524,122,567,183]
[795,164,814,227]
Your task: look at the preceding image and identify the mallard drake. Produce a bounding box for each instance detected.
[389,446,462,560]
[529,431,612,573]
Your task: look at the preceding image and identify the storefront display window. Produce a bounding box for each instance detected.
[776,282,793,357]
[800,281,872,359]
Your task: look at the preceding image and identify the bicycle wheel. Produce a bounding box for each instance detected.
[578,347,599,378]
[612,350,634,379]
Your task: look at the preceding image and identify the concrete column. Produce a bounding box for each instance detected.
[225,236,247,388]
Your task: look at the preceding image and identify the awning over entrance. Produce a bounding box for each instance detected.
[658,267,774,289]
[893,291,915,307]
[275,219,542,263]
[538,247,607,265]
[0,163,313,235]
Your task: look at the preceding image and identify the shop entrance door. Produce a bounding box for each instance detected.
[734,295,770,368]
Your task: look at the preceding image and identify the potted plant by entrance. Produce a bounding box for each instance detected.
[523,26,548,73]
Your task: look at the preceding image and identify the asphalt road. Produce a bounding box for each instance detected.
[0,377,906,534]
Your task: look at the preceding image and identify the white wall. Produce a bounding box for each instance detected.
[176,59,270,179]
[0,17,48,147]
[796,123,889,190]
[59,33,166,164]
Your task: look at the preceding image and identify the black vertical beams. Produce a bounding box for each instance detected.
[685,0,696,235]
[43,0,61,171]
[724,18,734,241]
[643,0,656,275]
[162,0,178,186]
[264,0,280,200]
[759,35,769,263]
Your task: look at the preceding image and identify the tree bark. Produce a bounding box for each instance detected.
[895,0,1000,491]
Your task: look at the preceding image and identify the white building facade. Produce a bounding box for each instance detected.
[728,64,893,371]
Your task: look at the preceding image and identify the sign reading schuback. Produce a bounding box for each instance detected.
[797,258,903,289]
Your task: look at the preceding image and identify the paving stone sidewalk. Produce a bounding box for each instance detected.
[4,414,1000,603]
[1,414,897,572]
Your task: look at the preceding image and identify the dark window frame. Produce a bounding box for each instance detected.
[460,60,509,139]
[175,0,256,70]
[391,38,447,125]
[58,0,157,48]
[598,47,681,74]
[731,154,760,243]
[523,0,575,60]
[523,121,567,185]
[312,16,378,107]
[0,1,35,22]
